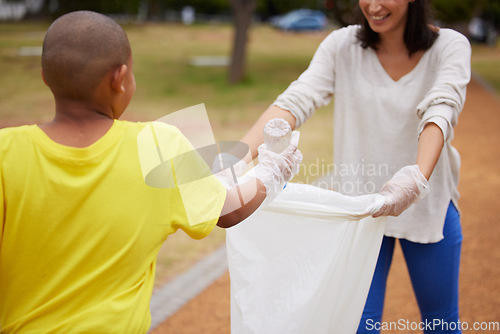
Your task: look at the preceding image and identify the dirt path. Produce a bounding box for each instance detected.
[151,77,500,334]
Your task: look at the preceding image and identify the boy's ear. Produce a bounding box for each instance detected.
[111,64,128,93]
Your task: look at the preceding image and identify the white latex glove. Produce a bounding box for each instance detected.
[373,165,430,218]
[253,141,303,200]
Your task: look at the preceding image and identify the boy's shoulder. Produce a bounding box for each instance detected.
[0,121,189,157]
[134,120,192,153]
[0,124,37,135]
[0,121,184,141]
[120,119,183,135]
[0,124,38,147]
[129,120,188,144]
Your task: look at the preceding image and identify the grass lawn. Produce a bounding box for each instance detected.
[0,21,498,287]
[470,40,500,96]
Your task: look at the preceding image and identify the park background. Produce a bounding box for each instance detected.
[1,0,499,333]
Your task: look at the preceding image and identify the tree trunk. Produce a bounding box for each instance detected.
[228,0,256,84]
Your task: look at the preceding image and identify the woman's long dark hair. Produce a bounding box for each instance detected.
[356,0,438,56]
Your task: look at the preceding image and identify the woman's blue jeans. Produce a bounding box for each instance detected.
[357,202,462,334]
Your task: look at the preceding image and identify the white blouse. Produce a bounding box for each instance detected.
[274,25,471,243]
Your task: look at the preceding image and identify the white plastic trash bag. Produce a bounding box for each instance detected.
[226,182,386,334]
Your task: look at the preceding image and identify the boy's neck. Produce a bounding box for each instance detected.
[39,99,116,148]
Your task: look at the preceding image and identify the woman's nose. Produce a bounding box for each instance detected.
[368,0,382,13]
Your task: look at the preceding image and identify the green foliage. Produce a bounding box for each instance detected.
[330,0,358,26]
[54,0,228,17]
[55,0,141,15]
[30,0,493,25]
[256,0,322,18]
[479,0,500,28]
[432,0,475,23]
[52,0,325,20]
[163,0,229,14]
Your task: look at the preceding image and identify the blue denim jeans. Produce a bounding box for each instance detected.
[357,202,462,334]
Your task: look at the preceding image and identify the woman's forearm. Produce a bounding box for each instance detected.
[416,122,445,180]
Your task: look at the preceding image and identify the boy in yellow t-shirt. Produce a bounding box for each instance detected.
[0,11,302,333]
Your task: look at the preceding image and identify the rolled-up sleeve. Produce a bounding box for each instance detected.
[416,32,471,141]
[273,30,339,127]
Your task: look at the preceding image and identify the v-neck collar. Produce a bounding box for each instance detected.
[369,46,431,85]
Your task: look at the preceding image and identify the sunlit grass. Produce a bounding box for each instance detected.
[471,41,500,95]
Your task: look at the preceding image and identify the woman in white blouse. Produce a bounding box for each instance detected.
[241,0,471,332]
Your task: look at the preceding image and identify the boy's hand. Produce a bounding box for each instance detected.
[216,135,301,228]
[253,143,303,200]
[373,165,429,217]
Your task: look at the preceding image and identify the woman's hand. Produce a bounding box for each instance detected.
[373,165,429,217]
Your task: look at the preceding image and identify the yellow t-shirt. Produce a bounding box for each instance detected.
[0,120,226,333]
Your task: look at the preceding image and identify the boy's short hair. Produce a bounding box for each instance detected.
[42,11,131,101]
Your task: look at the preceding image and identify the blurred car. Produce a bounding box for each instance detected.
[271,9,327,32]
[469,17,498,46]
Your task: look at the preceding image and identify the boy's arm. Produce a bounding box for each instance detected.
[217,179,267,228]
[216,143,302,228]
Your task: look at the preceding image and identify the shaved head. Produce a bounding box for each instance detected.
[42,11,131,101]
